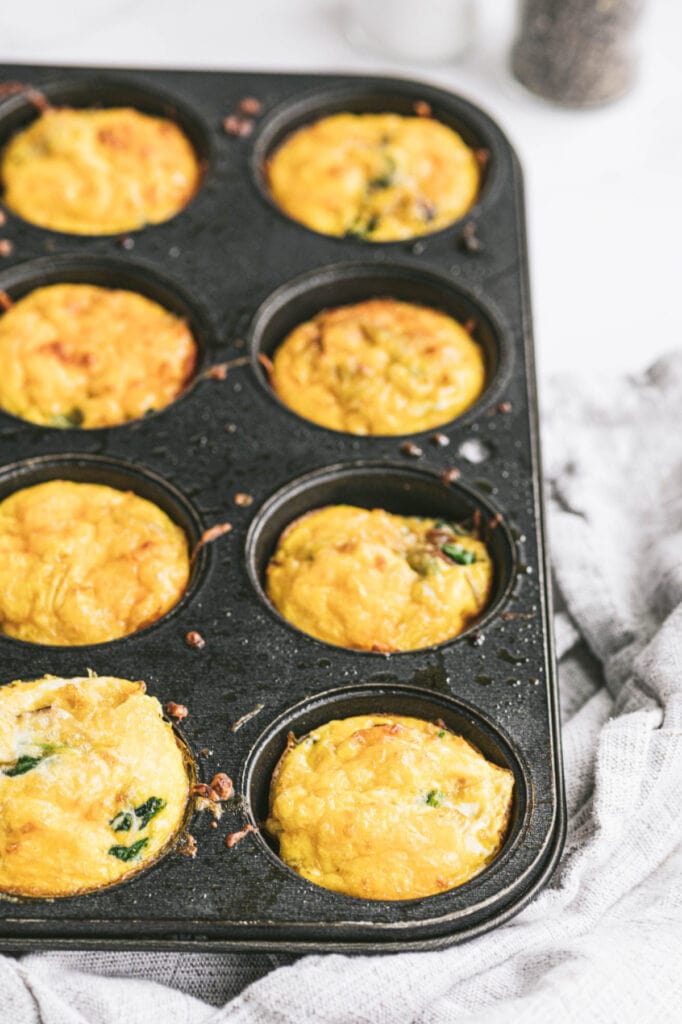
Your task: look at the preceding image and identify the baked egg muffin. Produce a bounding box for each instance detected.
[0,283,197,429]
[0,480,190,646]
[267,112,480,241]
[0,106,200,235]
[266,714,514,900]
[0,674,191,897]
[269,298,485,434]
[265,505,493,651]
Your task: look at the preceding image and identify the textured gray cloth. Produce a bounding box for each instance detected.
[3,353,682,1023]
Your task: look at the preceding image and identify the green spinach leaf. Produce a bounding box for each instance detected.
[134,796,166,828]
[108,838,149,862]
[441,542,476,565]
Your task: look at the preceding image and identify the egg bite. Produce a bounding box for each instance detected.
[0,674,191,898]
[0,283,197,429]
[265,505,493,652]
[269,298,485,435]
[267,112,480,242]
[266,713,514,900]
[0,480,190,646]
[1,106,200,235]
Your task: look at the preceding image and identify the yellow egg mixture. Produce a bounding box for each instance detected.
[267,714,514,900]
[0,674,190,897]
[0,284,197,429]
[266,506,492,652]
[267,112,480,241]
[270,298,485,434]
[0,480,190,646]
[1,107,200,235]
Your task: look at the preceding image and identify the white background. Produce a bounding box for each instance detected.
[0,0,680,382]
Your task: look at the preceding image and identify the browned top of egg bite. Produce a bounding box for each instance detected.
[267,112,480,241]
[0,480,190,646]
[269,297,485,434]
[0,283,197,429]
[266,505,493,651]
[266,713,514,900]
[1,106,200,235]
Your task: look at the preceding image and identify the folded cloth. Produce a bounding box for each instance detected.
[3,352,682,1023]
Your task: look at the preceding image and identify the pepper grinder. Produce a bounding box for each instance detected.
[512,0,645,107]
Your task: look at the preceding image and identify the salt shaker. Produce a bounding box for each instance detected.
[346,0,476,64]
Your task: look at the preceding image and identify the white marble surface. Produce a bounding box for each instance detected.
[0,0,679,381]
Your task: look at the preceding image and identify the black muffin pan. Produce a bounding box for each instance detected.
[0,64,564,952]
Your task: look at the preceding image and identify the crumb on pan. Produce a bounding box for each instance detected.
[190,522,232,565]
[166,701,189,721]
[231,703,265,733]
[225,824,258,849]
[185,630,206,650]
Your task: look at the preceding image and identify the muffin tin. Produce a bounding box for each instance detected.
[0,64,565,951]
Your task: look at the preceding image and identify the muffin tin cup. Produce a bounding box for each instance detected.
[248,261,513,437]
[0,75,213,238]
[246,460,517,651]
[0,63,564,952]
[0,453,208,650]
[244,683,530,903]
[251,79,506,245]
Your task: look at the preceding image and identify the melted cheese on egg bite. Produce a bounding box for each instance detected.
[266,714,514,900]
[0,675,191,898]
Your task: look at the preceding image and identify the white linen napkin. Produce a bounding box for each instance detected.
[3,351,682,1023]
